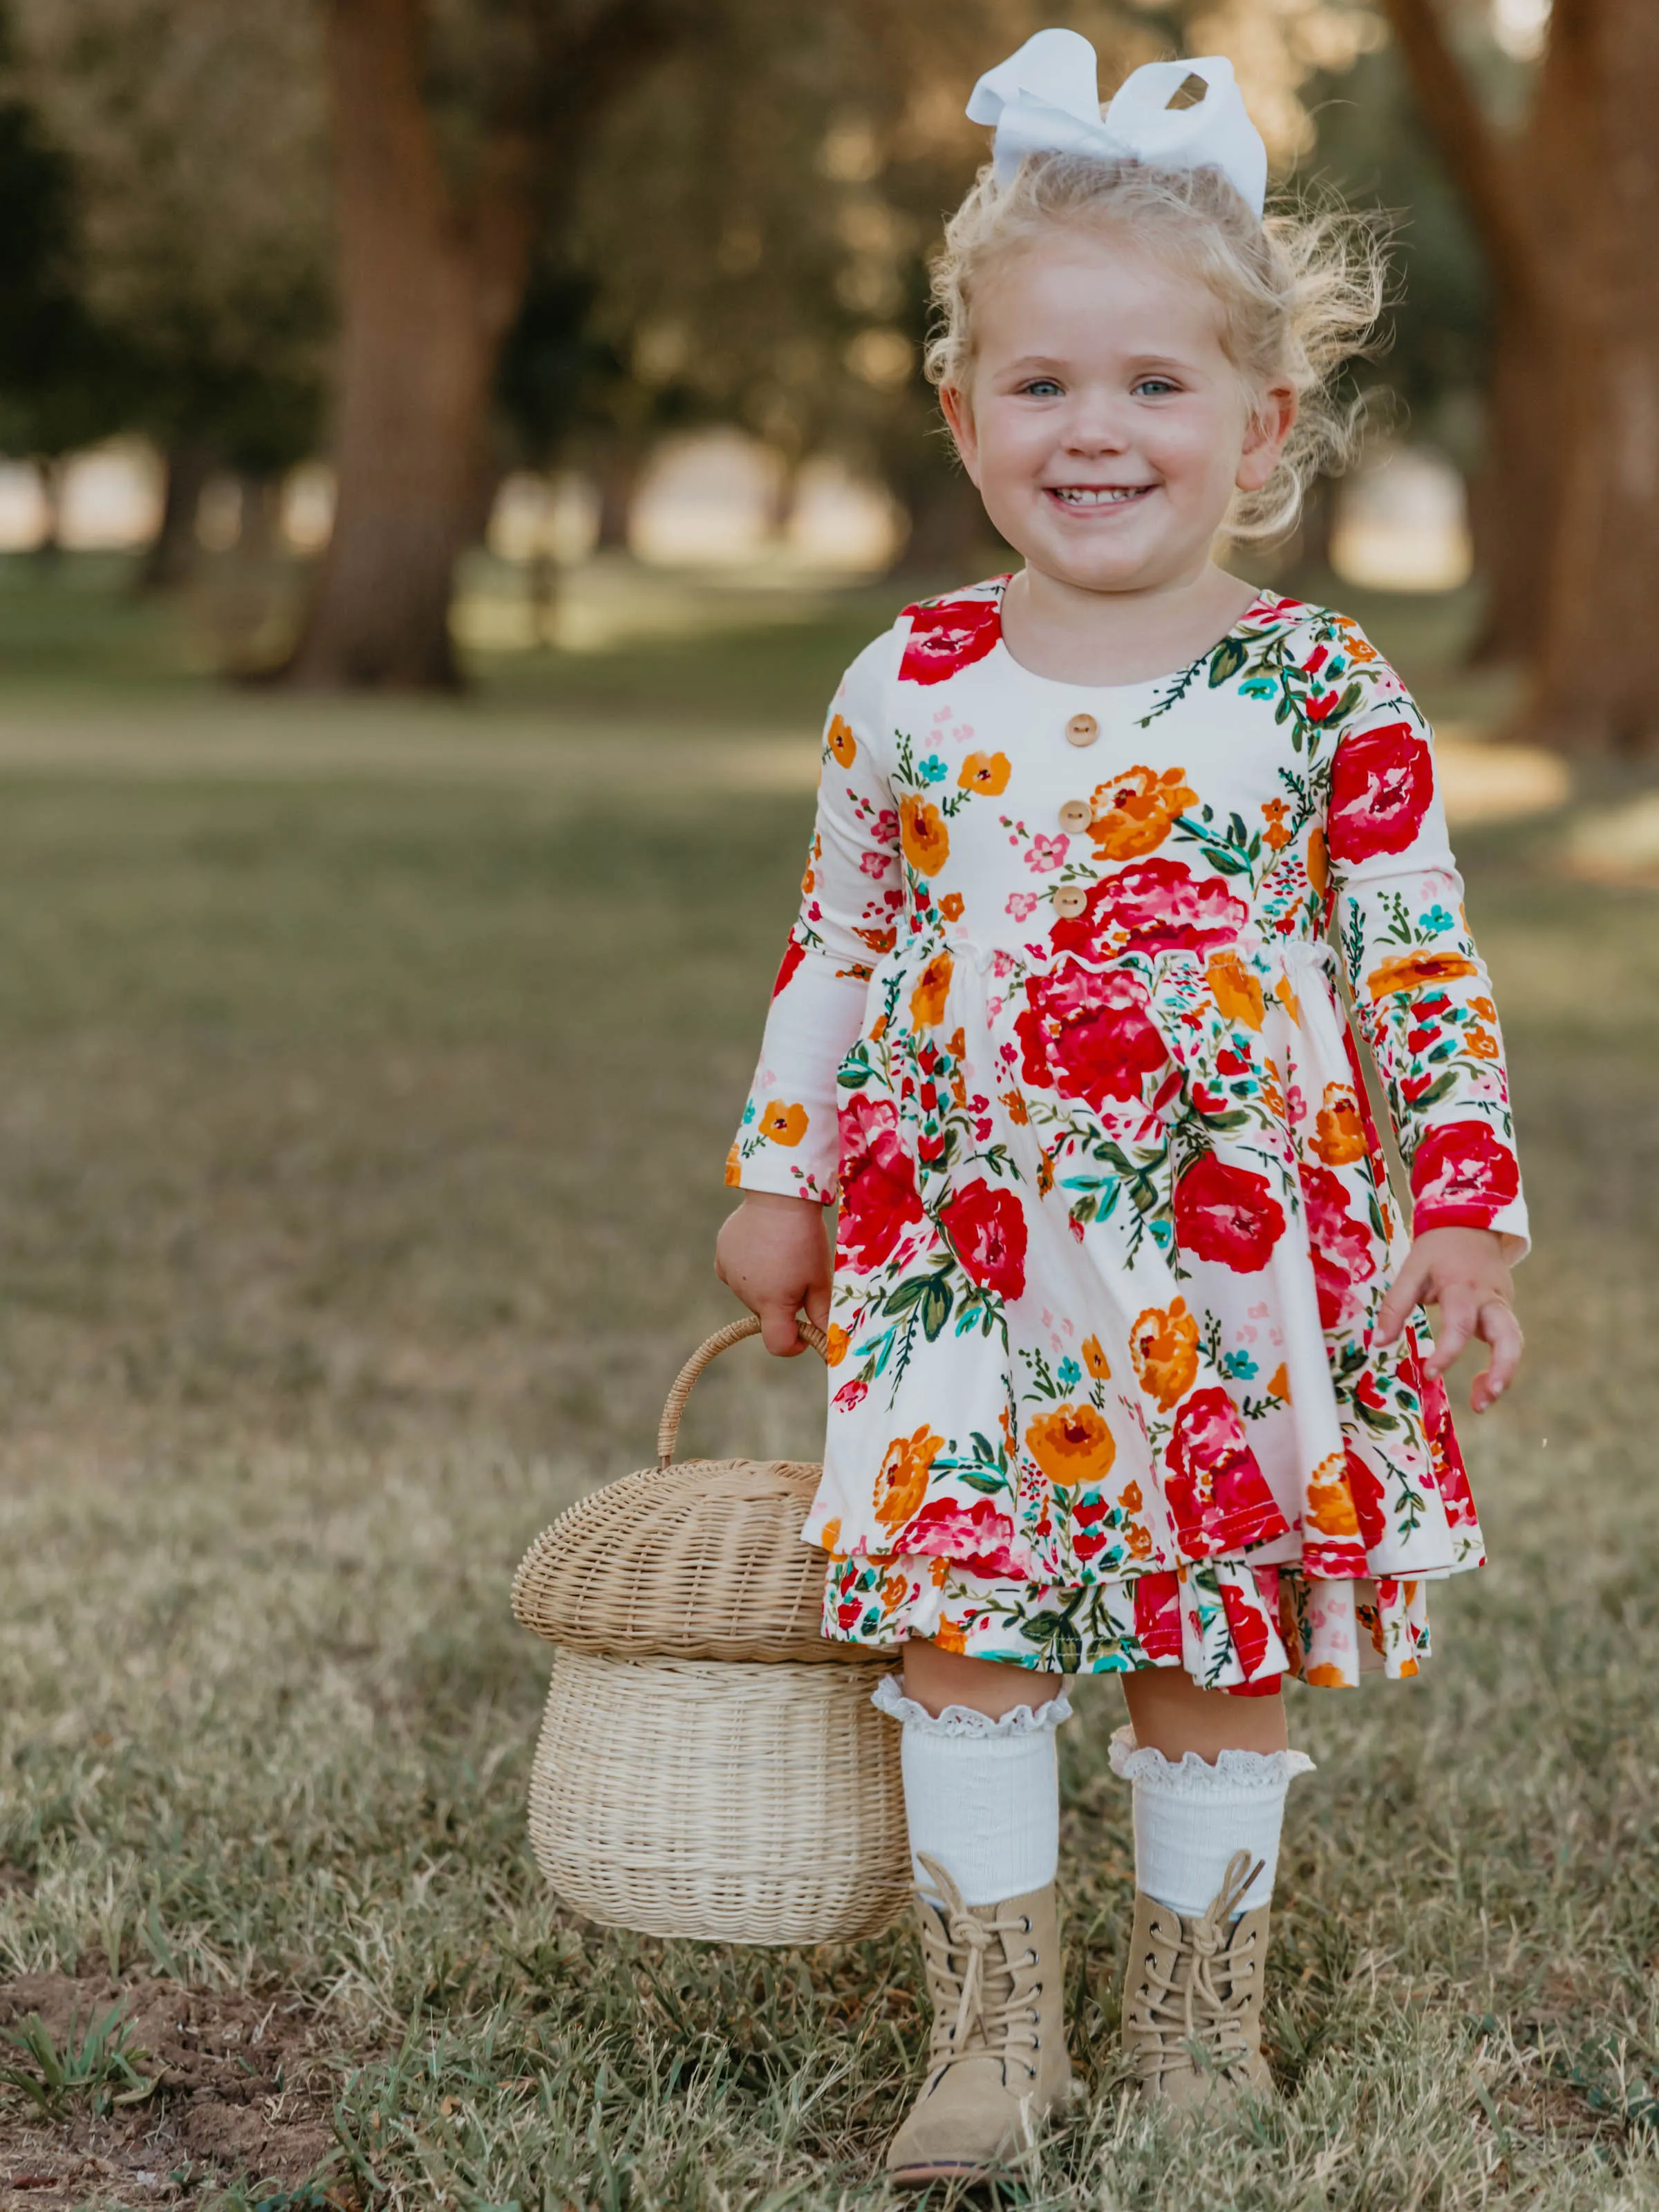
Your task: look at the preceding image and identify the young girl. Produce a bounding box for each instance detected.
[718,29,1525,2180]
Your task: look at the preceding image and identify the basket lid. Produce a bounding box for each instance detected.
[512,1317,870,1665]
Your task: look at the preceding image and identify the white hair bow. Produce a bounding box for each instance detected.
[966,28,1268,218]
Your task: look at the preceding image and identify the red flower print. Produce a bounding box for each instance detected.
[1219,1577,1273,1683]
[1173,1153,1286,1272]
[1409,1121,1519,1230]
[1327,721,1434,863]
[1051,858,1247,961]
[1014,964,1170,1112]
[836,1094,924,1272]
[771,938,805,999]
[894,1494,1025,1577]
[1297,1161,1378,1331]
[836,1600,862,1631]
[899,597,1002,685]
[1409,1343,1479,1527]
[1133,1571,1183,1661]
[939,1177,1027,1300]
[1344,1445,1388,1552]
[1163,1387,1288,1558]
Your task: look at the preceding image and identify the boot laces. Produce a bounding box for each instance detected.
[915,1854,1042,2079]
[1130,1849,1264,2083]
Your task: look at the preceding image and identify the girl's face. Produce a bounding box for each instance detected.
[941,228,1295,597]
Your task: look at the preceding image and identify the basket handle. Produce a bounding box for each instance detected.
[657,1313,830,1468]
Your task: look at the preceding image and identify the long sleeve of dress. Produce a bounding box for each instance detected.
[1326,688,1528,1259]
[727,630,904,1203]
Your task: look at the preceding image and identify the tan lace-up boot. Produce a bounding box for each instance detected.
[884,1853,1074,2183]
[1120,1849,1273,2108]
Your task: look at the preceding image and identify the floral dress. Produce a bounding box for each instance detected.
[727,577,1526,1691]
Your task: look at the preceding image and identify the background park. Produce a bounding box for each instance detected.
[0,1,1656,2205]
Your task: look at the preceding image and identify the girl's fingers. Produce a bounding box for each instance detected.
[1375,1256,1427,1345]
[805,1280,833,1335]
[758,1300,809,1356]
[1423,1284,1477,1374]
[1470,1299,1524,1410]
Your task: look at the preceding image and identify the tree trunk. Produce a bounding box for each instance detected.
[1524,0,1659,749]
[135,438,217,594]
[1384,0,1659,747]
[590,433,643,554]
[284,0,535,690]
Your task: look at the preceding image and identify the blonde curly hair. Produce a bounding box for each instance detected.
[924,151,1389,542]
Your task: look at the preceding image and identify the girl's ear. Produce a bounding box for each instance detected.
[1236,383,1297,493]
[939,383,982,485]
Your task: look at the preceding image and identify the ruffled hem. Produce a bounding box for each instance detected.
[824,1551,1441,1691]
[870,1673,1073,1735]
[1107,1725,1314,1790]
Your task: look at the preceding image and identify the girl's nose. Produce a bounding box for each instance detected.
[1059,400,1130,456]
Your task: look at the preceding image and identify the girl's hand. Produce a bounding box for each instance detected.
[715,1191,833,1356]
[1374,1225,1521,1413]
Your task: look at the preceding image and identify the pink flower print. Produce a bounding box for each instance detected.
[1006,892,1038,921]
[859,850,888,878]
[833,1378,868,1409]
[1027,834,1069,874]
[991,949,1014,978]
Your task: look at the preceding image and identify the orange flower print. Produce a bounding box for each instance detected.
[940,891,966,921]
[1206,950,1265,1031]
[1333,619,1379,664]
[760,1100,807,1146]
[881,1570,910,1610]
[1125,1523,1154,1560]
[825,1323,852,1367]
[1037,1151,1055,1194]
[1304,1661,1351,1687]
[1466,1026,1499,1060]
[1366,950,1479,1000]
[1306,826,1329,898]
[873,1426,944,1530]
[854,925,898,955]
[818,1517,842,1556]
[724,1143,742,1187]
[1311,1082,1367,1165]
[1087,765,1197,860]
[1130,1296,1200,1410]
[1261,797,1293,852]
[1275,973,1302,1025]
[1000,1089,1029,1125]
[1118,1479,1143,1513]
[959,751,1011,795]
[869,1013,888,1042]
[909,950,954,1028]
[827,714,857,767]
[900,795,950,877]
[1082,1335,1111,1380]
[948,1027,966,1059]
[1305,1459,1361,1539]
[801,831,821,895]
[1266,1362,1291,1403]
[933,1615,970,1654]
[1025,1404,1116,1485]
[1472,997,1496,1021]
[1261,1056,1286,1121]
[929,1555,951,1586]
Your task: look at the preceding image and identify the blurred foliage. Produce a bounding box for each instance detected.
[0,1,1546,563]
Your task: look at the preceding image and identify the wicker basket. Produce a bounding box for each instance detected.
[513,1316,908,1944]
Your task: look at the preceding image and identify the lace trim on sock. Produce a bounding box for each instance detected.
[872,1672,1073,1736]
[1108,1723,1314,1793]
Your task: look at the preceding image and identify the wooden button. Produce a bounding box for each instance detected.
[1051,885,1089,918]
[1065,712,1099,747]
[1058,798,1093,831]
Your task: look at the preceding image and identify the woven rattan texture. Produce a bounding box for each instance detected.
[512,1456,861,1663]
[528,1649,909,1943]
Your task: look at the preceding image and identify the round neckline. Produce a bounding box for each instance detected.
[987,571,1278,696]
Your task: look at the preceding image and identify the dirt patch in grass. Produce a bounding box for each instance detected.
[0,1972,343,2209]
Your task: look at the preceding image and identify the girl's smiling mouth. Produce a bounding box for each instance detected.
[1045,484,1156,509]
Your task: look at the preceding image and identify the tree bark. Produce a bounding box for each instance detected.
[135,438,218,594]
[1383,0,1659,747]
[284,0,536,688]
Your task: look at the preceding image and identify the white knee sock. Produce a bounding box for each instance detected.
[873,1674,1071,1908]
[1109,1725,1314,1918]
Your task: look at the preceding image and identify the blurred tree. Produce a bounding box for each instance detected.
[1384,0,1659,749]
[4,0,332,589]
[0,75,129,554]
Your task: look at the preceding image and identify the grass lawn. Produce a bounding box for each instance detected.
[0,559,1656,2208]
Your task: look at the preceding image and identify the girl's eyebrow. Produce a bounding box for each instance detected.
[994,351,1204,377]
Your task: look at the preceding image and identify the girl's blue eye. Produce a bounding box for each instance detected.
[1021,378,1062,397]
[1134,377,1178,396]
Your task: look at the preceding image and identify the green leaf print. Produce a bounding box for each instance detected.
[918,1276,953,1342]
[957,1469,1007,1497]
[1209,636,1248,686]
